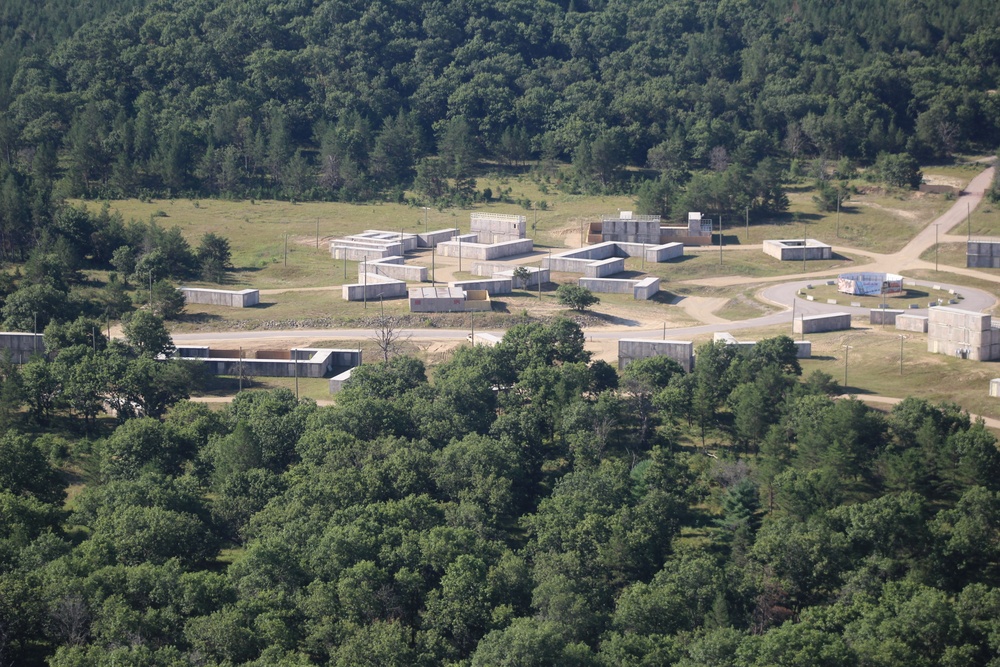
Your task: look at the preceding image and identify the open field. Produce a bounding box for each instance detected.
[630,249,863,282]
[725,323,1000,421]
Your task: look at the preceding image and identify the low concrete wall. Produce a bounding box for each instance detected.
[896,314,929,333]
[409,287,467,313]
[449,278,513,295]
[329,367,354,394]
[579,278,635,294]
[332,244,400,261]
[437,238,533,261]
[968,240,1000,268]
[618,339,694,373]
[342,274,408,301]
[793,312,851,334]
[634,277,660,300]
[492,267,549,288]
[583,257,624,278]
[614,241,684,262]
[180,288,260,308]
[869,309,904,325]
[417,228,458,248]
[991,379,1000,398]
[471,332,502,346]
[0,332,45,363]
[713,332,812,358]
[350,231,418,252]
[364,257,427,282]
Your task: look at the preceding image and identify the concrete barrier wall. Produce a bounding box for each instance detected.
[896,315,928,333]
[618,339,694,372]
[634,277,660,300]
[869,309,904,325]
[364,259,427,282]
[584,257,625,278]
[332,244,398,261]
[793,312,852,334]
[927,307,1000,360]
[968,241,1000,268]
[409,287,468,312]
[342,275,408,301]
[177,347,360,379]
[0,332,46,362]
[437,238,533,261]
[492,267,549,288]
[601,218,661,244]
[417,228,458,248]
[351,231,418,253]
[991,378,1000,397]
[329,368,354,394]
[472,261,515,277]
[180,288,260,308]
[579,278,636,294]
[449,278,513,295]
[713,332,812,358]
[614,241,684,262]
[472,332,502,346]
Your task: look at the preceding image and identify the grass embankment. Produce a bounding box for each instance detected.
[796,284,964,309]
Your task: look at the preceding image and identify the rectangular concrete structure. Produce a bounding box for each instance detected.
[578,276,660,300]
[618,339,694,373]
[614,241,684,263]
[869,309,904,325]
[793,312,852,334]
[471,332,502,346]
[658,212,714,246]
[449,278,513,295]
[363,256,428,282]
[544,241,683,276]
[331,243,402,261]
[471,213,527,243]
[763,239,834,261]
[180,287,260,308]
[491,267,549,288]
[437,238,533,261]
[342,274,408,301]
[601,212,662,245]
[329,367,354,394]
[896,314,929,333]
[991,379,1000,397]
[967,240,1000,268]
[353,230,419,252]
[175,347,360,378]
[417,228,458,248]
[0,332,45,363]
[927,306,1000,360]
[409,287,468,312]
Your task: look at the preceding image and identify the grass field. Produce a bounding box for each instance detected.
[722,323,1000,421]
[796,283,963,309]
[630,249,864,282]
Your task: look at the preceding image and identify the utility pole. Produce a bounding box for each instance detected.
[363,256,368,309]
[718,216,723,266]
[293,348,299,399]
[842,344,852,388]
[662,322,666,340]
[284,234,288,267]
[836,193,840,238]
[432,246,436,286]
[935,224,939,272]
[968,202,972,240]
[745,206,749,241]
[316,219,320,249]
[238,347,243,392]
[458,235,462,273]
[791,297,796,336]
[380,294,384,318]
[898,335,906,375]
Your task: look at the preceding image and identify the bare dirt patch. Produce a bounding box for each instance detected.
[853,201,920,220]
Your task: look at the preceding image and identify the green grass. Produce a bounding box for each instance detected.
[628,250,863,282]
[723,323,1000,422]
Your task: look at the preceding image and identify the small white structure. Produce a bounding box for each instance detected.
[618,339,694,373]
[409,287,491,313]
[763,239,833,261]
[470,213,527,243]
[927,306,1000,361]
[990,379,1000,397]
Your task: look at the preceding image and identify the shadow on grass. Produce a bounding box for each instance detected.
[587,311,640,326]
[176,312,224,324]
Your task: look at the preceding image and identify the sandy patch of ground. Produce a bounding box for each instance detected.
[675,296,730,325]
[853,201,920,220]
[922,174,968,189]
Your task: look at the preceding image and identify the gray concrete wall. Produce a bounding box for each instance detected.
[472,332,502,346]
[584,257,626,278]
[332,244,399,261]
[471,213,526,243]
[342,275,408,301]
[0,332,45,363]
[417,228,458,248]
[409,289,468,312]
[618,339,694,372]
[437,238,533,261]
[471,261,515,277]
[492,267,548,288]
[991,379,1000,398]
[176,347,360,378]
[927,306,1000,360]
[364,258,427,282]
[793,312,851,334]
[896,315,929,333]
[601,218,661,244]
[449,278,513,295]
[712,333,812,359]
[869,309,904,325]
[180,288,260,308]
[579,278,636,294]
[614,241,684,262]
[352,231,419,253]
[634,277,660,300]
[968,240,1000,268]
[329,367,354,394]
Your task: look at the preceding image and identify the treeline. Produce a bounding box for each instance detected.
[0,0,997,211]
[2,320,1000,665]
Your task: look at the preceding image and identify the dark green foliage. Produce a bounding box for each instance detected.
[556,284,600,312]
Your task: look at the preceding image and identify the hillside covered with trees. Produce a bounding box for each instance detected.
[0,0,998,212]
[2,324,1000,665]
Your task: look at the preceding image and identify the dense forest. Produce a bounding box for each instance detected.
[0,0,999,211]
[2,323,1000,665]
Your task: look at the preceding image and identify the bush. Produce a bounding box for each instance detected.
[557,284,600,311]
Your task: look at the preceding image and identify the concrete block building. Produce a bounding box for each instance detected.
[968,240,1000,268]
[793,312,851,334]
[764,239,833,261]
[175,347,360,378]
[470,213,526,243]
[180,288,260,308]
[618,339,694,373]
[927,306,1000,360]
